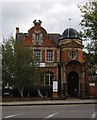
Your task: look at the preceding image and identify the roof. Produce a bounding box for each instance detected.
[48,33,62,46]
[62,28,78,39]
[16,33,27,41]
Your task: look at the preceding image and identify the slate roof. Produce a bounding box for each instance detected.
[48,33,62,46]
[16,33,27,41]
[17,32,62,46]
[62,28,78,39]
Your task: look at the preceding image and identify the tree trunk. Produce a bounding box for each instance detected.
[37,89,43,97]
[19,88,24,97]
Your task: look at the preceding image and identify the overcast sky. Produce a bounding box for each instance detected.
[1,0,89,44]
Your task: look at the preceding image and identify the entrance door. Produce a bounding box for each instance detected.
[67,71,79,97]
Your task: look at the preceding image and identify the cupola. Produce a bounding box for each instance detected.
[62,28,78,39]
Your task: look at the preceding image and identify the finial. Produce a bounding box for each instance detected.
[69,18,71,28]
[33,20,42,25]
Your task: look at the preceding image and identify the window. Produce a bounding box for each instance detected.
[69,51,77,59]
[46,50,53,62]
[34,49,41,61]
[32,31,43,45]
[35,33,40,42]
[32,33,40,43]
[41,72,54,86]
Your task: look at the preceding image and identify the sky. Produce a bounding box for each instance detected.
[1,0,90,45]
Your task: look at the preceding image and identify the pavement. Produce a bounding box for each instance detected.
[0,98,97,106]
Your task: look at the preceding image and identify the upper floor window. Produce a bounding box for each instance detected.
[32,30,43,45]
[34,49,41,61]
[69,51,77,60]
[35,33,40,42]
[46,50,53,62]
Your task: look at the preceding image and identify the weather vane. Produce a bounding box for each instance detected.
[69,18,71,28]
[67,18,71,38]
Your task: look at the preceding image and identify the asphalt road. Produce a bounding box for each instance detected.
[2,104,96,119]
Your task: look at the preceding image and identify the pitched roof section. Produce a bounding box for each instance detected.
[48,33,62,46]
[16,33,28,41]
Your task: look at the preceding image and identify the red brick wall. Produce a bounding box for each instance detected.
[77,50,83,63]
[22,22,58,63]
[61,49,83,64]
[23,24,56,47]
[45,67,57,75]
[54,49,57,62]
[61,50,69,64]
[89,86,96,96]
[42,49,45,62]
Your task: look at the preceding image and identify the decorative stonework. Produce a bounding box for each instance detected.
[68,51,77,60]
[60,40,83,49]
[32,30,43,45]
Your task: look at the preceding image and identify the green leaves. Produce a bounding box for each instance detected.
[78,1,97,39]
[78,1,97,82]
[2,35,36,97]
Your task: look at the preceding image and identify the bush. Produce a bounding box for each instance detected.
[28,86,38,97]
[3,85,53,98]
[40,85,53,97]
[12,88,21,97]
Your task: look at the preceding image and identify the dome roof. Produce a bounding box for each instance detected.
[62,28,78,39]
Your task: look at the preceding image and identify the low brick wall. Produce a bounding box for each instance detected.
[88,83,96,96]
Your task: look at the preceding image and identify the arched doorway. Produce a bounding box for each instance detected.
[67,71,79,97]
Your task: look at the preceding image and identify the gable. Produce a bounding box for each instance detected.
[22,26,58,47]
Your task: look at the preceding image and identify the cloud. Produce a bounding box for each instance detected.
[0,3,2,41]
[2,0,89,42]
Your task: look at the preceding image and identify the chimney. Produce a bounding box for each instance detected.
[16,27,19,40]
[16,27,19,34]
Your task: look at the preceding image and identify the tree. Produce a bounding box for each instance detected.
[78,1,97,40]
[78,1,97,72]
[2,35,36,97]
[78,1,97,98]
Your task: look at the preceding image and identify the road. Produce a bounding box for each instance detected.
[2,104,96,119]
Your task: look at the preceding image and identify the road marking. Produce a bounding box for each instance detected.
[91,112,97,118]
[4,113,23,119]
[45,112,58,119]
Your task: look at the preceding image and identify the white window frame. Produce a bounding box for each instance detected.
[46,49,54,62]
[43,72,54,86]
[33,49,42,62]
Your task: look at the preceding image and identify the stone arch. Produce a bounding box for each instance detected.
[66,60,82,97]
[66,60,82,77]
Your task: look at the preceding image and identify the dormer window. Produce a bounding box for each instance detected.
[32,30,43,45]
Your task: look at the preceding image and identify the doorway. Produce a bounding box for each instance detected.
[67,71,79,97]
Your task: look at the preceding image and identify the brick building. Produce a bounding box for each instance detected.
[16,20,96,98]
